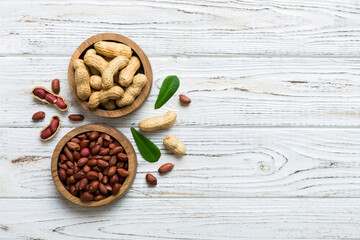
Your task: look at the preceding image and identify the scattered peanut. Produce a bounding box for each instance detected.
[145,174,157,186]
[84,49,108,75]
[179,94,191,104]
[73,59,91,101]
[39,116,61,141]
[94,41,132,59]
[89,75,102,90]
[32,111,45,121]
[158,163,174,173]
[119,56,140,87]
[52,79,60,94]
[68,114,84,121]
[116,74,147,107]
[102,56,129,90]
[138,111,177,132]
[163,134,186,155]
[32,86,68,111]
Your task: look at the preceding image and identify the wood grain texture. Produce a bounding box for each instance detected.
[2,56,360,127]
[51,124,137,207]
[2,0,360,238]
[1,0,360,56]
[68,33,153,118]
[3,127,360,198]
[0,198,359,239]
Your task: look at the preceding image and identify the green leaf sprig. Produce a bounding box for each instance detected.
[155,75,180,109]
[130,127,161,162]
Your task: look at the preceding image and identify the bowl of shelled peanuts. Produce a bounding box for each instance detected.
[51,124,137,207]
[68,33,153,118]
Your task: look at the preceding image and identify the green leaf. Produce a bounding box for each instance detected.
[130,127,161,162]
[155,75,180,109]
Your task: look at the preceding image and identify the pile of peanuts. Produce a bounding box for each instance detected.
[73,41,147,111]
[58,131,129,201]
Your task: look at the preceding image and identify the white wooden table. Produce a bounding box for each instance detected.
[1,0,360,239]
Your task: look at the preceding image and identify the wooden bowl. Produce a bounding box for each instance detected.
[51,124,137,207]
[68,33,153,118]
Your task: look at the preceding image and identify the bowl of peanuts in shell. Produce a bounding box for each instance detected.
[68,33,153,118]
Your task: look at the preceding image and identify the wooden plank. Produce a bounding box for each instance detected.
[0,198,359,239]
[2,127,360,198]
[2,56,360,127]
[1,0,360,56]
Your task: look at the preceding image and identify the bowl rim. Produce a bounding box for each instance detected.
[68,33,153,118]
[51,124,137,207]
